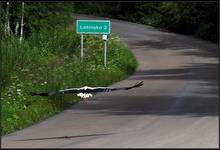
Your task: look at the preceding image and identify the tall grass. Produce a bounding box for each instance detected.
[1,27,137,135]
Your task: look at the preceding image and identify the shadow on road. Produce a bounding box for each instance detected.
[130,32,218,58]
[15,133,114,141]
[74,95,218,117]
[71,62,218,117]
[129,63,218,81]
[72,61,218,117]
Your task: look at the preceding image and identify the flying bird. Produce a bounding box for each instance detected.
[30,81,143,104]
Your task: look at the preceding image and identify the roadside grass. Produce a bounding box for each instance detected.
[1,28,137,135]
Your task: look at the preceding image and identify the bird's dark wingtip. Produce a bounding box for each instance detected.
[30,92,49,96]
[125,81,144,90]
[135,81,144,87]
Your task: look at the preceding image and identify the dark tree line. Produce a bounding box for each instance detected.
[75,2,219,43]
[1,2,217,42]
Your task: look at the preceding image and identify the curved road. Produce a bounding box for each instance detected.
[2,14,219,148]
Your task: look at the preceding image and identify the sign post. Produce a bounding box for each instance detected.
[104,41,107,66]
[81,34,83,62]
[76,20,111,66]
[103,35,108,67]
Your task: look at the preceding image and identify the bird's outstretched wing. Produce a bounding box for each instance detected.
[30,88,81,96]
[91,81,144,92]
[30,81,144,96]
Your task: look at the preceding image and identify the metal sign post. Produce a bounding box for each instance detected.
[104,41,107,67]
[103,35,108,67]
[81,34,83,62]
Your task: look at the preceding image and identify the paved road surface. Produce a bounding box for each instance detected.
[1,14,219,148]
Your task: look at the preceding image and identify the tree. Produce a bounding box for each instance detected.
[20,2,24,41]
[5,2,10,34]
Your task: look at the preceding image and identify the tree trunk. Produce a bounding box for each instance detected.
[5,2,10,34]
[15,21,19,36]
[20,2,24,41]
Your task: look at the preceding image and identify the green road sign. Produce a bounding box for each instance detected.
[76,20,111,34]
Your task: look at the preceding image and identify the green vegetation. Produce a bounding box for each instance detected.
[75,2,219,43]
[1,31,137,135]
[1,2,137,135]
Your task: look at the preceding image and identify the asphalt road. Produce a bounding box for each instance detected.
[1,14,219,148]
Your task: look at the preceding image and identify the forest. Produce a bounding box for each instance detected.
[75,2,219,43]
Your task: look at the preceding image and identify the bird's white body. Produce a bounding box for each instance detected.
[77,92,93,99]
[76,86,95,99]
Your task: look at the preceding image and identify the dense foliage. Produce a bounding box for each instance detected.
[75,2,219,43]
